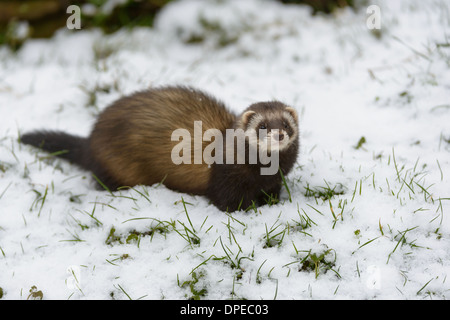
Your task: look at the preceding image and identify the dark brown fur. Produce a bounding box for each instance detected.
[88,87,235,194]
[21,86,299,212]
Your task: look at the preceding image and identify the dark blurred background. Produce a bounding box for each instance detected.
[0,0,355,50]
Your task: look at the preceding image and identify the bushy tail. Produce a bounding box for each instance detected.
[21,130,90,169]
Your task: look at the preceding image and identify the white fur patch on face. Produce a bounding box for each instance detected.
[258,129,290,153]
[245,113,264,131]
[245,128,259,149]
[243,109,298,152]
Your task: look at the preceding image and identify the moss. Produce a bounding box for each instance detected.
[299,248,337,278]
[278,0,355,14]
[0,0,174,49]
[180,271,208,300]
[27,286,44,300]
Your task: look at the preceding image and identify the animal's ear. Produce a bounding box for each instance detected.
[241,110,257,126]
[285,106,298,123]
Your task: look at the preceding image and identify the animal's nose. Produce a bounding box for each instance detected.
[273,133,284,141]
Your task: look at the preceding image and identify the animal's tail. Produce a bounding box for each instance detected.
[21,130,90,169]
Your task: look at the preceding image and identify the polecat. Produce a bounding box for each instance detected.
[21,86,299,212]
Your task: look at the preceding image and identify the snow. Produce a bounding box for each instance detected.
[0,0,450,300]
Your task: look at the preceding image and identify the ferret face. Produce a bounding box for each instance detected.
[239,101,298,153]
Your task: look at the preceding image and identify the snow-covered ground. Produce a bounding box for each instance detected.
[0,0,449,300]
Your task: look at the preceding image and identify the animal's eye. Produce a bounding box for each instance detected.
[283,121,289,129]
[259,123,267,130]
